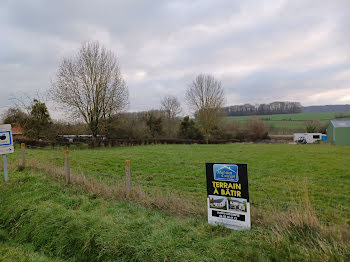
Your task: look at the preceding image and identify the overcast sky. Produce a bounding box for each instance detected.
[0,0,349,119]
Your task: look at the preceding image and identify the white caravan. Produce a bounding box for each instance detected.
[293,133,323,144]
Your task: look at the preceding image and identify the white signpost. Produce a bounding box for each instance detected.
[0,124,14,182]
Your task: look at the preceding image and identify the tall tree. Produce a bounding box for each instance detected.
[160,96,182,119]
[143,111,163,139]
[186,74,225,143]
[23,99,52,139]
[51,41,129,139]
[2,107,27,126]
[160,95,182,137]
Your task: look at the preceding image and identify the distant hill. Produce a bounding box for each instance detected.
[223,102,350,116]
[302,105,350,113]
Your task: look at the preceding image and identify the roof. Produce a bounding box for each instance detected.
[11,126,23,135]
[212,198,225,203]
[330,120,350,128]
[230,200,243,204]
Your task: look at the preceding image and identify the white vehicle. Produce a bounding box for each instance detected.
[293,133,323,144]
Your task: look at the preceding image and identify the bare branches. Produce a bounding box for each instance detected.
[186,74,225,143]
[9,91,48,114]
[160,95,182,119]
[50,41,129,137]
[186,74,224,112]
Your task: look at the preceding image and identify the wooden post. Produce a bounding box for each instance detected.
[65,150,70,184]
[125,160,131,196]
[21,143,26,169]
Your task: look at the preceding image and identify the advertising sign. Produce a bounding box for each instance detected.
[0,124,14,155]
[206,163,250,230]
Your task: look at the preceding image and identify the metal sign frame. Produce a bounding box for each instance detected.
[0,124,14,182]
[206,163,251,230]
[0,124,14,155]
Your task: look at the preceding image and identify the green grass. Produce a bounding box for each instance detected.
[0,144,349,261]
[227,112,350,121]
[0,239,68,262]
[14,144,350,224]
[226,112,350,134]
[0,168,348,261]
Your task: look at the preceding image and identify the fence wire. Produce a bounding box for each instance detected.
[6,146,349,217]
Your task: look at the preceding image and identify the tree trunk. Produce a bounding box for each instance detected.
[205,134,209,144]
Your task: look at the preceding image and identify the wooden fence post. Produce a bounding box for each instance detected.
[21,143,26,169]
[125,160,131,196]
[65,150,70,184]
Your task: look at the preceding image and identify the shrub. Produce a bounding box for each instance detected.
[305,119,320,133]
[245,118,269,141]
[179,116,203,140]
[211,120,241,140]
[143,111,163,139]
[318,122,329,134]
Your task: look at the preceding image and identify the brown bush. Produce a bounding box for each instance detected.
[305,119,321,133]
[211,120,241,140]
[245,118,269,141]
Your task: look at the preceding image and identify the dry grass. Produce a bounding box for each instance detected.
[5,158,350,260]
[251,185,350,261]
[22,158,206,217]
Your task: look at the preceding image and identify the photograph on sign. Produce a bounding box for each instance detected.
[206,163,250,230]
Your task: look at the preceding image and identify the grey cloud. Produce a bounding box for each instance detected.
[0,0,349,118]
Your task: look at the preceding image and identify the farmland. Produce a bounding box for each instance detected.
[0,144,349,261]
[226,112,350,134]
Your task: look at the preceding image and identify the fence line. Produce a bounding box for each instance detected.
[132,179,350,214]
[11,148,349,216]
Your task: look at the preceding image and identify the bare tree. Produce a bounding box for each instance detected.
[186,74,225,143]
[160,95,182,119]
[51,41,129,139]
[160,95,182,137]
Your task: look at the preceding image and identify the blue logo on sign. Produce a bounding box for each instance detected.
[213,164,239,182]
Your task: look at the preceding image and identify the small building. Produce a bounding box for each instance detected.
[209,198,226,208]
[11,125,24,140]
[293,133,323,144]
[229,200,246,212]
[327,120,350,146]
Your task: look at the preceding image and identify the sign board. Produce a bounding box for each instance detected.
[206,163,250,230]
[0,124,14,154]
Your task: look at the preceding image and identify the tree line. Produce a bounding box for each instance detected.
[223,101,302,116]
[1,41,270,143]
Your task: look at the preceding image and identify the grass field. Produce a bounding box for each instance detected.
[0,241,66,262]
[226,112,350,134]
[0,144,349,261]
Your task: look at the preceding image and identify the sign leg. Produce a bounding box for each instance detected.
[2,154,8,182]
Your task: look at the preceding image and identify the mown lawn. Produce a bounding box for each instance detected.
[0,143,349,261]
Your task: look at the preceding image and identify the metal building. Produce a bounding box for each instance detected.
[327,120,350,145]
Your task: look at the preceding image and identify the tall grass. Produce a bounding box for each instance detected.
[1,145,349,261]
[24,158,205,217]
[1,165,349,261]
